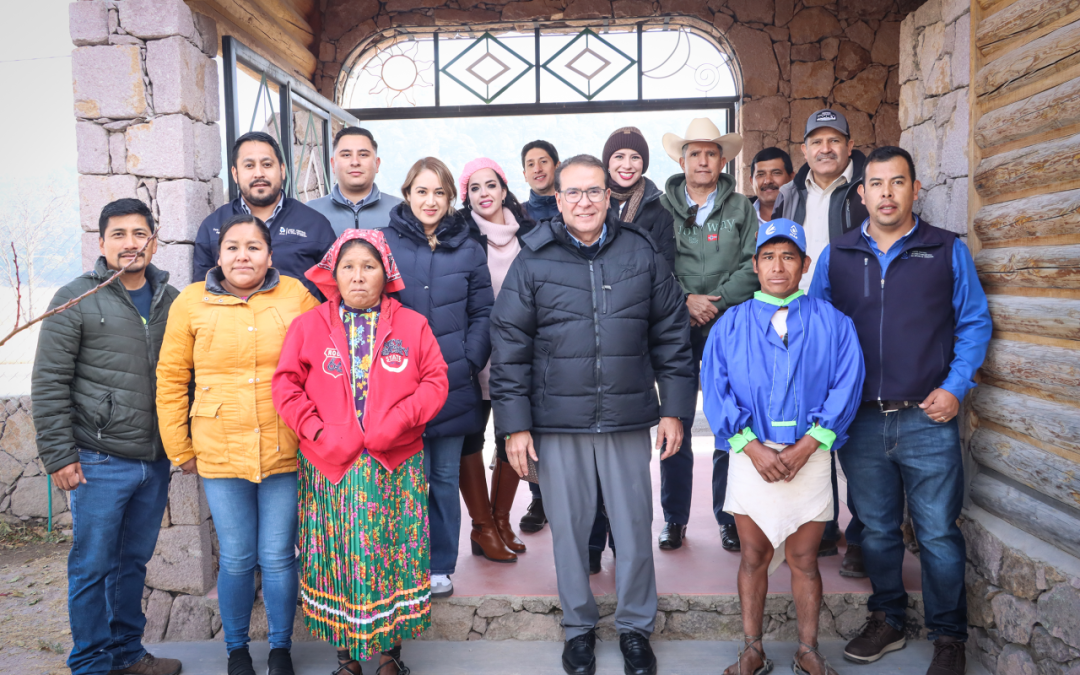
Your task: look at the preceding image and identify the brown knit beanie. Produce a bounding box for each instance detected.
[602,126,650,174]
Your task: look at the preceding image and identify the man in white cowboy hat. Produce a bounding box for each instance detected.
[658,118,760,554]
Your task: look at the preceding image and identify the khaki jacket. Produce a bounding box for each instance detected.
[156,270,319,481]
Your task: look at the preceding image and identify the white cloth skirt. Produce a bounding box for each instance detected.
[724,443,833,575]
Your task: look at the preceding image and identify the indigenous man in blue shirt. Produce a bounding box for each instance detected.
[810,146,992,675]
[703,219,864,675]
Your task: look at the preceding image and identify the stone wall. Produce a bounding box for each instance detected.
[0,397,69,526]
[896,0,969,235]
[71,0,224,287]
[312,0,913,188]
[962,507,1080,675]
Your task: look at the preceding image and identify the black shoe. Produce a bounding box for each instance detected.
[927,635,966,675]
[227,648,255,675]
[520,498,548,533]
[720,523,741,551]
[818,537,839,558]
[658,522,686,550]
[843,611,906,664]
[589,549,602,575]
[267,648,294,675]
[619,631,657,675]
[562,630,597,675]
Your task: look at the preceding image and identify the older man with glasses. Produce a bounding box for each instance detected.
[491,154,696,675]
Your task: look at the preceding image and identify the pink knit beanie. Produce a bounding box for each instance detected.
[459,157,508,205]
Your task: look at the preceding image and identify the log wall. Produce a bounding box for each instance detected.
[968,0,1080,584]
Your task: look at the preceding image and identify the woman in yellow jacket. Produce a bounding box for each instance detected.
[156,214,319,675]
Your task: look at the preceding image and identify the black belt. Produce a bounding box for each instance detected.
[863,400,920,413]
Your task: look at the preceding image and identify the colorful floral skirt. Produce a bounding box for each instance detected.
[298,450,431,659]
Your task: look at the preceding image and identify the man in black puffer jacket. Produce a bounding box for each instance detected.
[491,155,696,675]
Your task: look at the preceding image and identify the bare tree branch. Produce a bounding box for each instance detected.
[0,232,159,348]
[10,243,20,333]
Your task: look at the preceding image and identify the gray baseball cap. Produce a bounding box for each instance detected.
[804,108,849,139]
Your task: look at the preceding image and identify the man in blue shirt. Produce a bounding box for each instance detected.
[810,146,992,675]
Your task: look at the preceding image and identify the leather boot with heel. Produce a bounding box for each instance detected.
[459,451,517,563]
[491,458,526,553]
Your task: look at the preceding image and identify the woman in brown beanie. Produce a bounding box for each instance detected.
[602,126,676,269]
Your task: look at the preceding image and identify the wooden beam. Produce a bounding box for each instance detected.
[973,133,1080,201]
[976,243,1080,289]
[987,294,1080,341]
[981,338,1080,399]
[973,189,1080,244]
[975,19,1080,103]
[253,0,315,47]
[971,385,1080,455]
[976,0,1080,61]
[969,472,1080,559]
[197,0,317,79]
[974,76,1080,151]
[971,427,1080,510]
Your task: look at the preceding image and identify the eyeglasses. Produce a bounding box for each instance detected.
[559,187,607,204]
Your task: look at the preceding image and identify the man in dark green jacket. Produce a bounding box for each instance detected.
[32,199,181,675]
[658,118,760,553]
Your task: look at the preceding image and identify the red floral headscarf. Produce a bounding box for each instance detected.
[305,229,404,302]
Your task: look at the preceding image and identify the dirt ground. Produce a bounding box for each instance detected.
[0,541,73,675]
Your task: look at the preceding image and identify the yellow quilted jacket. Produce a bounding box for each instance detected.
[156,270,319,481]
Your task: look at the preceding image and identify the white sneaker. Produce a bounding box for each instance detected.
[430,573,453,598]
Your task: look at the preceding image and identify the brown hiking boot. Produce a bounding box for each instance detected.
[840,544,867,578]
[926,636,966,675]
[843,611,906,664]
[108,653,182,675]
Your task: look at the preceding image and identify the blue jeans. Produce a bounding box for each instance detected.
[839,405,967,640]
[202,472,298,653]
[67,450,170,675]
[423,435,464,576]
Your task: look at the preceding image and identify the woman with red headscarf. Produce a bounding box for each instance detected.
[273,229,448,675]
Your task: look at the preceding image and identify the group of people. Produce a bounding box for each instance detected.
[32,105,991,675]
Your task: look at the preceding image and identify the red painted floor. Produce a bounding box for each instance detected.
[451,443,923,597]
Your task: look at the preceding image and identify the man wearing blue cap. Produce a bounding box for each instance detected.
[702,219,864,675]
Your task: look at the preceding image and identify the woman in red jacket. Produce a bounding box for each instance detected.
[272,229,448,675]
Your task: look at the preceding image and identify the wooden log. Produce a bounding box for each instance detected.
[974,189,1080,244]
[970,428,1080,510]
[970,385,1080,455]
[970,473,1080,559]
[975,19,1080,101]
[987,294,1080,340]
[976,0,1080,59]
[982,339,1080,400]
[975,77,1080,150]
[976,244,1080,289]
[973,133,1080,200]
[255,0,315,46]
[199,0,317,79]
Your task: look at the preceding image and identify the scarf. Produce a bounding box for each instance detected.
[472,208,521,298]
[306,229,404,302]
[609,177,646,223]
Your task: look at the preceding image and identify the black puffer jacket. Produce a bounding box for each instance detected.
[32,258,179,473]
[611,177,675,270]
[490,212,697,435]
[385,203,494,437]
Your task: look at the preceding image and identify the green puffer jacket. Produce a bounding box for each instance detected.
[31,258,179,473]
[660,172,760,337]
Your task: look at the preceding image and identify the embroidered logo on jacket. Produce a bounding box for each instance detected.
[905,251,935,259]
[380,339,410,373]
[322,348,345,378]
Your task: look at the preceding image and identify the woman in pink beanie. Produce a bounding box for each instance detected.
[456,158,536,564]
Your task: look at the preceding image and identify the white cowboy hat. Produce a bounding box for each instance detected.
[662,118,744,162]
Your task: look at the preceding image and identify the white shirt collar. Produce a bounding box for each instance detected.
[806,159,855,196]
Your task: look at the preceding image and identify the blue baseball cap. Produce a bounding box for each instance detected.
[756,218,807,253]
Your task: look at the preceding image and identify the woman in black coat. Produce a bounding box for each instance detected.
[384,157,494,600]
[603,126,676,270]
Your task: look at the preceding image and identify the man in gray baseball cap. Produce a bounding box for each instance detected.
[773,107,870,575]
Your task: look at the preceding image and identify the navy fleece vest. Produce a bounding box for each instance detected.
[828,220,956,402]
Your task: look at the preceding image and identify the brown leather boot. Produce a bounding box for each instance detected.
[459,451,517,563]
[491,458,526,553]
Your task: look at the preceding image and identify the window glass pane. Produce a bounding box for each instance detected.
[343,37,436,108]
[439,31,535,105]
[641,27,736,99]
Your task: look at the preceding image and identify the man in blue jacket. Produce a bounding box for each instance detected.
[192,131,336,299]
[307,126,401,234]
[810,146,992,675]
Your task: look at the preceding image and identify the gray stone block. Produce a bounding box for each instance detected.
[1039,584,1080,650]
[999,644,1038,675]
[0,451,24,487]
[992,592,1037,644]
[166,471,210,524]
[153,243,194,289]
[72,45,148,119]
[78,174,140,232]
[109,132,127,175]
[70,1,109,46]
[146,36,213,121]
[126,115,196,179]
[165,594,214,641]
[484,610,564,641]
[417,602,475,641]
[156,180,211,245]
[144,589,175,643]
[77,122,110,174]
[194,123,222,181]
[9,475,67,519]
[145,521,215,595]
[119,0,197,41]
[0,408,38,464]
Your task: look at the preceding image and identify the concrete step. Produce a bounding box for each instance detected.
[150,638,990,675]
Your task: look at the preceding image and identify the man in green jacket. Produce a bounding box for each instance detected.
[658,118,760,553]
[32,199,181,675]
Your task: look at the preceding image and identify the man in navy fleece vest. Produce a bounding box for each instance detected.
[810,146,991,675]
[193,131,335,299]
